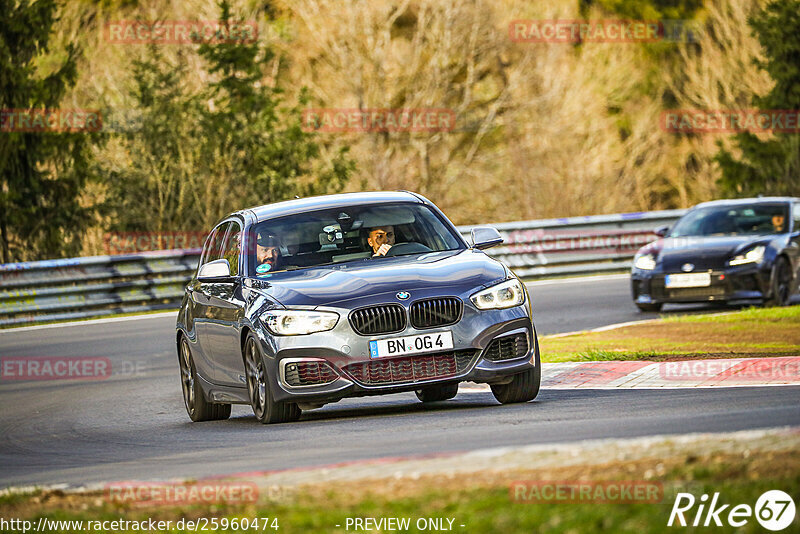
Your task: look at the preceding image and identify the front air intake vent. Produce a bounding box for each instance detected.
[410,297,462,329]
[483,332,529,362]
[349,304,406,336]
[283,360,338,386]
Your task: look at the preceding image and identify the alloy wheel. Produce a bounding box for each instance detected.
[776,260,792,305]
[179,338,195,416]
[245,338,267,419]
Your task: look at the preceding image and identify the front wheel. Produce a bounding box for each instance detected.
[415,382,459,402]
[636,302,663,312]
[765,257,792,307]
[491,348,541,404]
[179,336,231,422]
[244,333,301,424]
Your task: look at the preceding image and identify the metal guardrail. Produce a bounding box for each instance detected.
[457,209,686,278]
[0,209,685,327]
[0,250,201,327]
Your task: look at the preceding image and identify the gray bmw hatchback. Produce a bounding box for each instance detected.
[176,191,541,423]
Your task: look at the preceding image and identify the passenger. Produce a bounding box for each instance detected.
[256,233,281,273]
[772,214,786,232]
[368,225,395,257]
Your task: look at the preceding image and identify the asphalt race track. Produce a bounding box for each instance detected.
[0,275,798,488]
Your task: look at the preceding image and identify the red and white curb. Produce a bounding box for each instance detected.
[462,356,800,390]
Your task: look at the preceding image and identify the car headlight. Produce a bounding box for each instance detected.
[470,279,526,310]
[729,245,765,266]
[261,310,339,335]
[633,253,657,270]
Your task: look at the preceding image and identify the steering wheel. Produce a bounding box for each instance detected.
[384,242,432,257]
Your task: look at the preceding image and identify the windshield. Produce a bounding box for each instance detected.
[669,203,790,237]
[247,202,465,275]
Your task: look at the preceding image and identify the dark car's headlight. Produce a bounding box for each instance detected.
[728,245,765,266]
[633,253,657,270]
[470,279,525,310]
[261,310,339,335]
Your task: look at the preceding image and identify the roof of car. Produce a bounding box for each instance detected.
[244,191,426,222]
[694,197,799,209]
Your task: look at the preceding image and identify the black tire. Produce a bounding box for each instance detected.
[244,333,301,424]
[765,257,792,307]
[491,351,541,404]
[415,382,459,402]
[636,302,663,312]
[179,336,231,422]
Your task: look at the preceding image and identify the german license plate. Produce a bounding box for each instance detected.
[665,273,711,288]
[369,331,454,358]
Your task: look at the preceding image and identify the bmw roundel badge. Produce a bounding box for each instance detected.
[396,291,410,300]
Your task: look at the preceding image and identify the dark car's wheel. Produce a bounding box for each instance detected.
[636,302,663,312]
[244,333,301,424]
[179,336,231,422]
[766,257,792,307]
[490,350,541,404]
[415,382,459,402]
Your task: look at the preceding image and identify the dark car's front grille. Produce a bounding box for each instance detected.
[283,360,338,386]
[666,286,726,299]
[344,350,477,386]
[483,332,529,362]
[410,297,462,329]
[650,275,728,301]
[349,304,406,335]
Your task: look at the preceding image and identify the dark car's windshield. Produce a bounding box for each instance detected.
[247,202,464,275]
[669,203,790,237]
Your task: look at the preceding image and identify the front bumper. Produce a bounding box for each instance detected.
[631,263,772,305]
[256,304,537,403]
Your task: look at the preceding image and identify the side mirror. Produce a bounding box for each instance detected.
[470,227,504,250]
[654,225,670,238]
[198,259,231,280]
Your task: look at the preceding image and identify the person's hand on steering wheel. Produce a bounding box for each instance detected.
[374,243,393,256]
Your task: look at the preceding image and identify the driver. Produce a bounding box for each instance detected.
[368,225,395,257]
[256,233,281,274]
[772,214,786,232]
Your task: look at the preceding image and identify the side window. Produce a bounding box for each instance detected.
[199,227,220,266]
[222,221,242,276]
[794,203,800,231]
[204,222,232,265]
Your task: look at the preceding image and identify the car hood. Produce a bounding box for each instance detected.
[252,249,507,307]
[641,235,771,271]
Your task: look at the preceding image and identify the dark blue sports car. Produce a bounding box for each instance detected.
[176,191,541,423]
[631,197,800,312]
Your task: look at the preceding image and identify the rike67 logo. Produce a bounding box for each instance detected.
[668,490,796,531]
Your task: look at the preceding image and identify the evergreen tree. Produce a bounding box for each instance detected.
[0,0,97,262]
[104,1,353,235]
[194,1,352,207]
[716,0,800,197]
